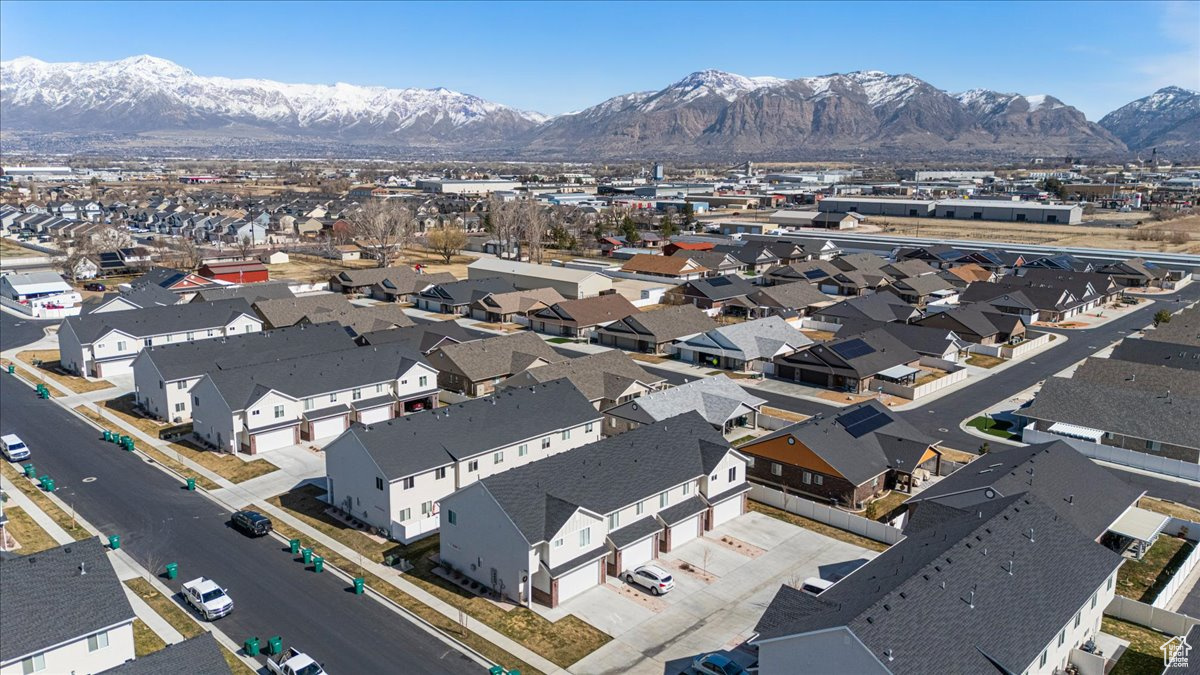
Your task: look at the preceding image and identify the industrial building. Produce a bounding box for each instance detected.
[415,179,522,195]
[933,199,1083,224]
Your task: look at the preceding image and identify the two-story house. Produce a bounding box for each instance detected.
[58,299,263,379]
[438,412,749,607]
[190,344,438,454]
[426,331,567,397]
[324,380,602,543]
[496,350,666,410]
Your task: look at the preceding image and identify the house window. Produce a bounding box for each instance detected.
[418,376,428,387]
[448,510,457,525]
[518,444,528,457]
[468,460,479,472]
[353,389,362,401]
[494,451,504,465]
[682,482,690,495]
[815,475,824,486]
[252,409,261,416]
[1074,612,1081,628]
[803,471,812,485]
[1146,440,1161,451]
[144,338,153,347]
[435,467,447,480]
[421,501,433,516]
[402,477,415,489]
[376,477,385,490]
[636,501,644,516]
[177,381,187,390]
[376,383,384,394]
[20,653,45,674]
[873,476,880,488]
[728,467,737,482]
[1107,575,1113,591]
[117,340,127,351]
[1091,592,1097,609]
[585,422,594,434]
[193,396,200,406]
[562,429,571,441]
[553,537,564,548]
[1039,650,1047,668]
[187,332,195,341]
[304,398,314,410]
[273,405,285,419]
[399,508,411,522]
[771,463,782,476]
[329,393,337,402]
[607,513,620,529]
[1058,629,1065,647]
[88,630,110,651]
[579,527,591,547]
[659,492,669,508]
[174,402,185,413]
[541,437,551,450]
[207,329,215,337]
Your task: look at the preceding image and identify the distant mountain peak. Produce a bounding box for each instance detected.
[1099,85,1200,154]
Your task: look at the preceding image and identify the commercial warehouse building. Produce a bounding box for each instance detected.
[818,196,1083,224]
[415,179,522,194]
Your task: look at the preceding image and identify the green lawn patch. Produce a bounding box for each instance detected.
[1116,536,1194,602]
[1102,617,1174,675]
[966,416,1017,439]
[547,338,572,344]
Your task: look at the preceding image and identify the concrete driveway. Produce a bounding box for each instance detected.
[564,511,877,674]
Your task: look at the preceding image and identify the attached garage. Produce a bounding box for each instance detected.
[670,515,702,547]
[251,426,297,453]
[356,404,394,426]
[606,516,663,575]
[555,559,602,605]
[620,536,657,571]
[94,357,136,378]
[657,496,708,552]
[710,494,746,528]
[310,415,348,440]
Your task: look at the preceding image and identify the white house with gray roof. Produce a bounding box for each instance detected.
[438,412,749,607]
[671,315,812,372]
[603,375,767,438]
[190,343,438,454]
[324,380,602,543]
[58,299,262,379]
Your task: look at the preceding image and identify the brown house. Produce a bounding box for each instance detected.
[529,293,640,339]
[914,306,1025,345]
[620,254,709,280]
[426,331,567,396]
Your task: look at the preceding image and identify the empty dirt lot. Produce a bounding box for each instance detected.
[869,213,1199,253]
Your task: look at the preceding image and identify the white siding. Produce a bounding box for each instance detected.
[325,434,392,530]
[439,483,536,604]
[0,622,135,675]
[757,628,890,675]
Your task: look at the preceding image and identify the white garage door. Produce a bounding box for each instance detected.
[711,497,743,528]
[310,415,348,440]
[621,537,656,571]
[253,426,296,453]
[556,561,600,604]
[358,405,393,426]
[671,515,701,547]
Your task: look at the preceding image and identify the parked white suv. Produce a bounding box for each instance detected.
[181,577,233,620]
[1,434,30,462]
[623,564,676,596]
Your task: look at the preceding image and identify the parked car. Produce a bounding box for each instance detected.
[623,563,675,596]
[1,434,31,462]
[266,647,325,675]
[231,510,272,537]
[83,283,106,292]
[181,577,233,620]
[800,577,833,595]
[693,653,747,675]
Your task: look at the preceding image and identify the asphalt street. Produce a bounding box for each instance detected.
[0,313,55,350]
[0,374,480,675]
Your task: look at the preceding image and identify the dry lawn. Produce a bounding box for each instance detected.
[815,390,906,407]
[1139,497,1200,523]
[0,461,91,540]
[124,578,204,639]
[0,238,46,258]
[2,505,59,553]
[761,406,810,423]
[132,619,167,657]
[936,446,979,464]
[72,406,222,490]
[966,354,1005,369]
[749,501,889,553]
[0,357,65,397]
[1102,617,1175,675]
[16,350,115,394]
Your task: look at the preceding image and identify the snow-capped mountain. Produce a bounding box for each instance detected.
[1099,86,1200,155]
[952,88,1122,153]
[0,55,545,146]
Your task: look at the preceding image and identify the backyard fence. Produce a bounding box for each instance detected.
[749,483,904,545]
[1022,425,1200,481]
[1001,332,1052,359]
[1106,595,1199,636]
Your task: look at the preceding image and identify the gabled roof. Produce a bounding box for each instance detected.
[748,281,834,311]
[66,298,258,344]
[815,293,919,323]
[888,273,957,296]
[1140,304,1200,347]
[601,304,717,342]
[671,249,743,271]
[755,495,1124,675]
[95,282,181,311]
[838,318,965,357]
[674,274,758,301]
[832,252,888,273]
[497,350,664,403]
[138,322,354,382]
[1109,338,1200,371]
[777,328,920,378]
[621,254,707,276]
[605,375,767,428]
[532,293,640,327]
[0,539,135,663]
[332,380,599,480]
[418,276,517,305]
[915,305,1008,338]
[678,315,813,361]
[192,280,295,304]
[357,320,478,353]
[943,263,994,284]
[427,331,567,382]
[472,287,565,315]
[765,259,842,283]
[475,412,735,543]
[880,259,939,279]
[1093,257,1165,281]
[252,294,354,328]
[101,634,231,675]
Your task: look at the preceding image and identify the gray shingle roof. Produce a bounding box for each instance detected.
[605,375,767,428]
[915,305,1004,339]
[96,282,180,311]
[815,293,918,324]
[676,315,813,362]
[1109,338,1200,371]
[676,274,758,302]
[497,350,665,403]
[531,294,640,327]
[192,280,295,303]
[427,331,567,382]
[100,634,230,675]
[418,277,516,306]
[0,538,135,663]
[476,412,734,543]
[606,516,663,548]
[332,379,599,480]
[755,494,1124,674]
[251,295,354,328]
[748,281,833,312]
[139,322,352,382]
[357,320,478,353]
[777,328,920,379]
[838,318,965,358]
[65,298,257,344]
[600,304,717,342]
[656,495,709,525]
[1140,304,1200,347]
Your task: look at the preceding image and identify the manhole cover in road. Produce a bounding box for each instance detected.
[938,428,949,433]
[82,477,97,483]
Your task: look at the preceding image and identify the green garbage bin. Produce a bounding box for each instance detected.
[312,556,324,573]
[186,477,196,491]
[42,479,55,492]
[109,431,120,444]
[489,667,505,675]
[165,562,178,580]
[353,577,365,595]
[101,430,111,442]
[23,464,34,478]
[243,637,260,657]
[7,363,14,374]
[266,636,282,656]
[108,534,120,550]
[509,670,521,675]
[38,475,50,488]
[302,548,313,564]
[289,539,301,555]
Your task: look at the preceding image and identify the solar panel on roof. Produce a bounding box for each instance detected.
[709,277,733,287]
[837,406,878,428]
[830,338,876,360]
[804,269,827,279]
[845,411,890,438]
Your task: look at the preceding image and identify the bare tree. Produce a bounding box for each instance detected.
[165,236,203,271]
[519,199,547,264]
[347,199,414,268]
[87,223,133,252]
[426,225,468,264]
[234,235,254,260]
[55,235,94,283]
[486,195,522,260]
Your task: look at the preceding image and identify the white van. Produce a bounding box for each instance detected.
[800,577,833,595]
[1,434,31,462]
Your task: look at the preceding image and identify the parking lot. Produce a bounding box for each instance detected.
[548,510,877,674]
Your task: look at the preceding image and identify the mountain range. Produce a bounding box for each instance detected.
[2,56,1197,161]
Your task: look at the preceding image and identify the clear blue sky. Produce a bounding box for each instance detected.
[2,1,1198,119]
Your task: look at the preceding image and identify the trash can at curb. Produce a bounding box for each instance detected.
[165,562,178,580]
[289,539,301,555]
[266,636,282,656]
[301,548,313,564]
[186,477,196,491]
[312,556,324,573]
[243,637,260,657]
[23,463,34,478]
[353,577,365,595]
[108,534,120,550]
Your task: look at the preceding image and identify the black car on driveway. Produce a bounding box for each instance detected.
[231,510,272,536]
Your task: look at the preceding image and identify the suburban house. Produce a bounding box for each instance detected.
[253,294,355,329]
[960,248,1026,272]
[497,350,666,410]
[752,494,1124,675]
[190,343,439,453]
[1108,337,1200,372]
[329,267,451,298]
[914,305,1027,344]
[58,299,263,378]
[438,413,749,607]
[837,318,968,362]
[940,262,995,287]
[878,259,939,280]
[672,316,813,372]
[1140,303,1199,347]
[961,270,1116,323]
[355,320,478,354]
[415,277,517,315]
[0,539,136,675]
[880,274,958,307]
[89,283,182,313]
[670,249,744,276]
[715,241,811,273]
[811,293,922,326]
[191,280,295,304]
[772,329,922,394]
[1092,258,1167,288]
[427,331,567,396]
[1020,359,1200,465]
[129,267,221,297]
[596,304,718,354]
[469,287,565,324]
[324,380,602,543]
[761,260,842,287]
[745,282,835,319]
[893,243,968,269]
[603,375,767,437]
[620,254,708,281]
[370,270,458,303]
[132,323,353,423]
[739,401,941,509]
[197,260,269,284]
[528,293,640,339]
[467,258,614,299]
[101,634,231,675]
[663,274,758,314]
[0,271,80,316]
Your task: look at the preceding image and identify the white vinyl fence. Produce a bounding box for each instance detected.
[1022,425,1200,481]
[1149,518,1200,610]
[749,483,904,545]
[1106,596,1199,636]
[1001,332,1052,359]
